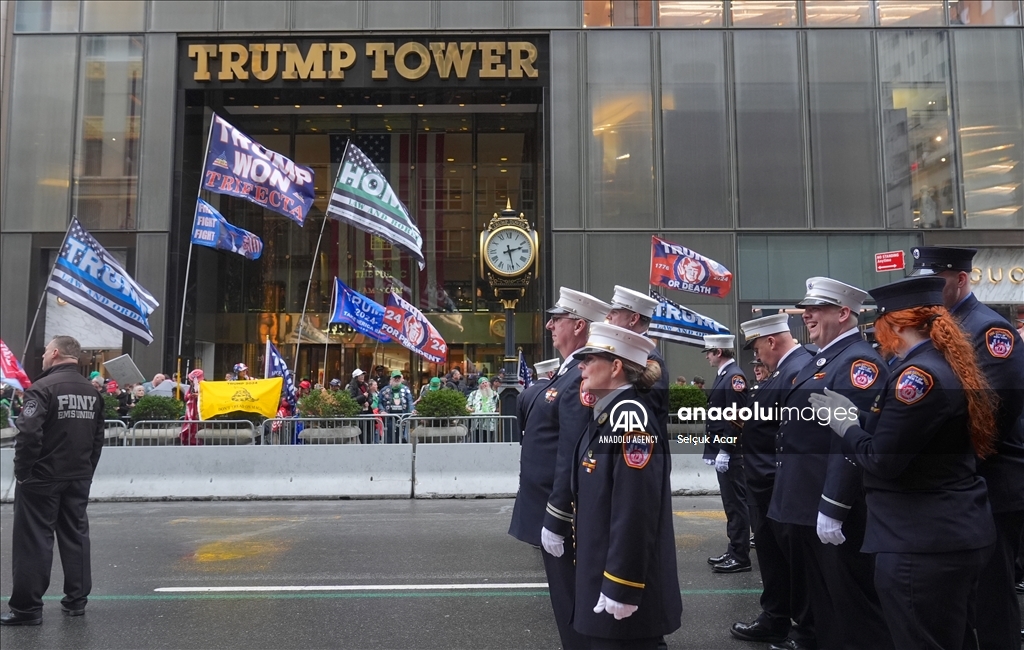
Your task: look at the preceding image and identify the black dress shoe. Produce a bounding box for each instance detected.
[707,552,731,565]
[0,611,42,626]
[730,618,788,643]
[712,557,752,573]
[61,606,85,617]
[768,639,814,650]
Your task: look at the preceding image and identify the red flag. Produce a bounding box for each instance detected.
[382,293,448,363]
[649,235,733,298]
[0,339,31,389]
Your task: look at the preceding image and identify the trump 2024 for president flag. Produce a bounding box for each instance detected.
[382,293,447,363]
[202,113,316,226]
[47,218,160,344]
[327,142,426,270]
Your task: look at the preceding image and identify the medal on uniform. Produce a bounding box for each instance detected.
[582,450,597,473]
[816,358,827,367]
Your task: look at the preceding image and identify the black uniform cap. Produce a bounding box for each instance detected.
[909,246,976,276]
[868,276,946,315]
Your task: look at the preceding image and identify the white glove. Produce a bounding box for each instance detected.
[715,451,730,473]
[808,388,859,437]
[704,458,715,466]
[816,511,847,545]
[593,593,638,620]
[541,527,564,557]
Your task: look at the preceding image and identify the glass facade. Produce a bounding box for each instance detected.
[2,0,1023,380]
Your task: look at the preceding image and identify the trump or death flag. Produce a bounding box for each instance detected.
[327,141,426,270]
[198,377,283,420]
[202,113,316,225]
[650,235,734,298]
[329,279,390,343]
[382,293,447,363]
[648,290,731,347]
[0,339,31,389]
[47,219,159,344]
[191,199,264,260]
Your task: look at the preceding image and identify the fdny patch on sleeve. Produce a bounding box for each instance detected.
[21,400,38,418]
[895,366,933,405]
[623,436,652,469]
[731,375,746,392]
[850,360,879,389]
[580,387,598,407]
[985,328,1014,359]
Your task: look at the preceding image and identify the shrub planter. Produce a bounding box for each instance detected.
[298,425,362,444]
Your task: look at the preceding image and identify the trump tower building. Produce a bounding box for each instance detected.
[1,0,1022,382]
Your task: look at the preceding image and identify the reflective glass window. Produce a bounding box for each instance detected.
[73,36,144,231]
[734,31,806,228]
[584,0,654,26]
[954,29,1024,229]
[878,31,957,229]
[149,1,217,32]
[514,0,581,27]
[657,1,724,26]
[587,31,655,228]
[730,0,797,26]
[876,1,946,26]
[661,31,731,229]
[949,0,1021,25]
[14,0,79,31]
[803,1,873,26]
[366,0,433,29]
[81,0,144,31]
[808,31,883,228]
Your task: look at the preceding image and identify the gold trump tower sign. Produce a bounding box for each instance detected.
[181,38,545,88]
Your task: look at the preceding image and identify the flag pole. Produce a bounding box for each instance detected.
[264,336,271,379]
[323,278,337,383]
[22,219,75,364]
[295,139,349,374]
[177,114,216,362]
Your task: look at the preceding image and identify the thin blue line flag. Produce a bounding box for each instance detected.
[47,219,159,345]
[648,289,730,348]
[191,198,264,260]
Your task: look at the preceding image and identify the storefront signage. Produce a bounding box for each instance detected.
[181,38,545,89]
[968,247,1024,304]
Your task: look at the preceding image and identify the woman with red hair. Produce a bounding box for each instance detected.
[810,275,996,648]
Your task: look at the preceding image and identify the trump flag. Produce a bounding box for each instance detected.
[47,219,159,345]
[202,113,316,226]
[650,235,733,298]
[191,199,263,260]
[648,290,731,347]
[382,293,447,363]
[329,279,390,343]
[0,339,31,389]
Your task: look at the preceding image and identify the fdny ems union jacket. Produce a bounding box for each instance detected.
[769,332,888,527]
[742,346,813,502]
[953,294,1024,514]
[702,360,748,460]
[571,388,682,640]
[841,341,995,553]
[509,364,591,546]
[13,363,105,482]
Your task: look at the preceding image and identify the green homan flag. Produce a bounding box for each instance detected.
[327,141,425,270]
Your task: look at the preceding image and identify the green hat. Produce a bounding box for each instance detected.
[429,377,441,389]
[391,369,403,378]
[89,371,101,380]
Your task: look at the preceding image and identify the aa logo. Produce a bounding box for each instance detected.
[610,400,649,433]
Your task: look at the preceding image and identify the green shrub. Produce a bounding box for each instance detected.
[129,395,185,421]
[102,394,120,419]
[669,384,708,415]
[210,410,267,426]
[0,401,10,427]
[296,388,360,418]
[415,388,468,418]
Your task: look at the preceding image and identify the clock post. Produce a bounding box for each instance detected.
[479,200,539,441]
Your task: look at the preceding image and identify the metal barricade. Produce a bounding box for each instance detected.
[129,419,256,446]
[402,414,520,444]
[103,419,129,446]
[259,414,407,445]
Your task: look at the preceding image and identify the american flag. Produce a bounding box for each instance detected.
[517,349,532,388]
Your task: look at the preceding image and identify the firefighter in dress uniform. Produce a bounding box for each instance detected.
[730,314,815,647]
[810,275,997,648]
[910,246,1024,649]
[570,322,682,650]
[701,334,752,574]
[515,358,560,441]
[510,287,612,650]
[604,285,669,428]
[769,277,893,650]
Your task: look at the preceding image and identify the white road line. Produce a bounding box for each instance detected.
[154,583,549,593]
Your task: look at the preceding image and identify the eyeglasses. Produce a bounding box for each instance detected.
[579,353,615,366]
[548,315,580,324]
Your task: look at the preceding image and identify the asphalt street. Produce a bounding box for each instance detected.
[0,496,771,649]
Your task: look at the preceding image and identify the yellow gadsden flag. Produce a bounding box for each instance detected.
[197,378,283,420]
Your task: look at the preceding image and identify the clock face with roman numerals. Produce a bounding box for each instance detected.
[484,226,535,277]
